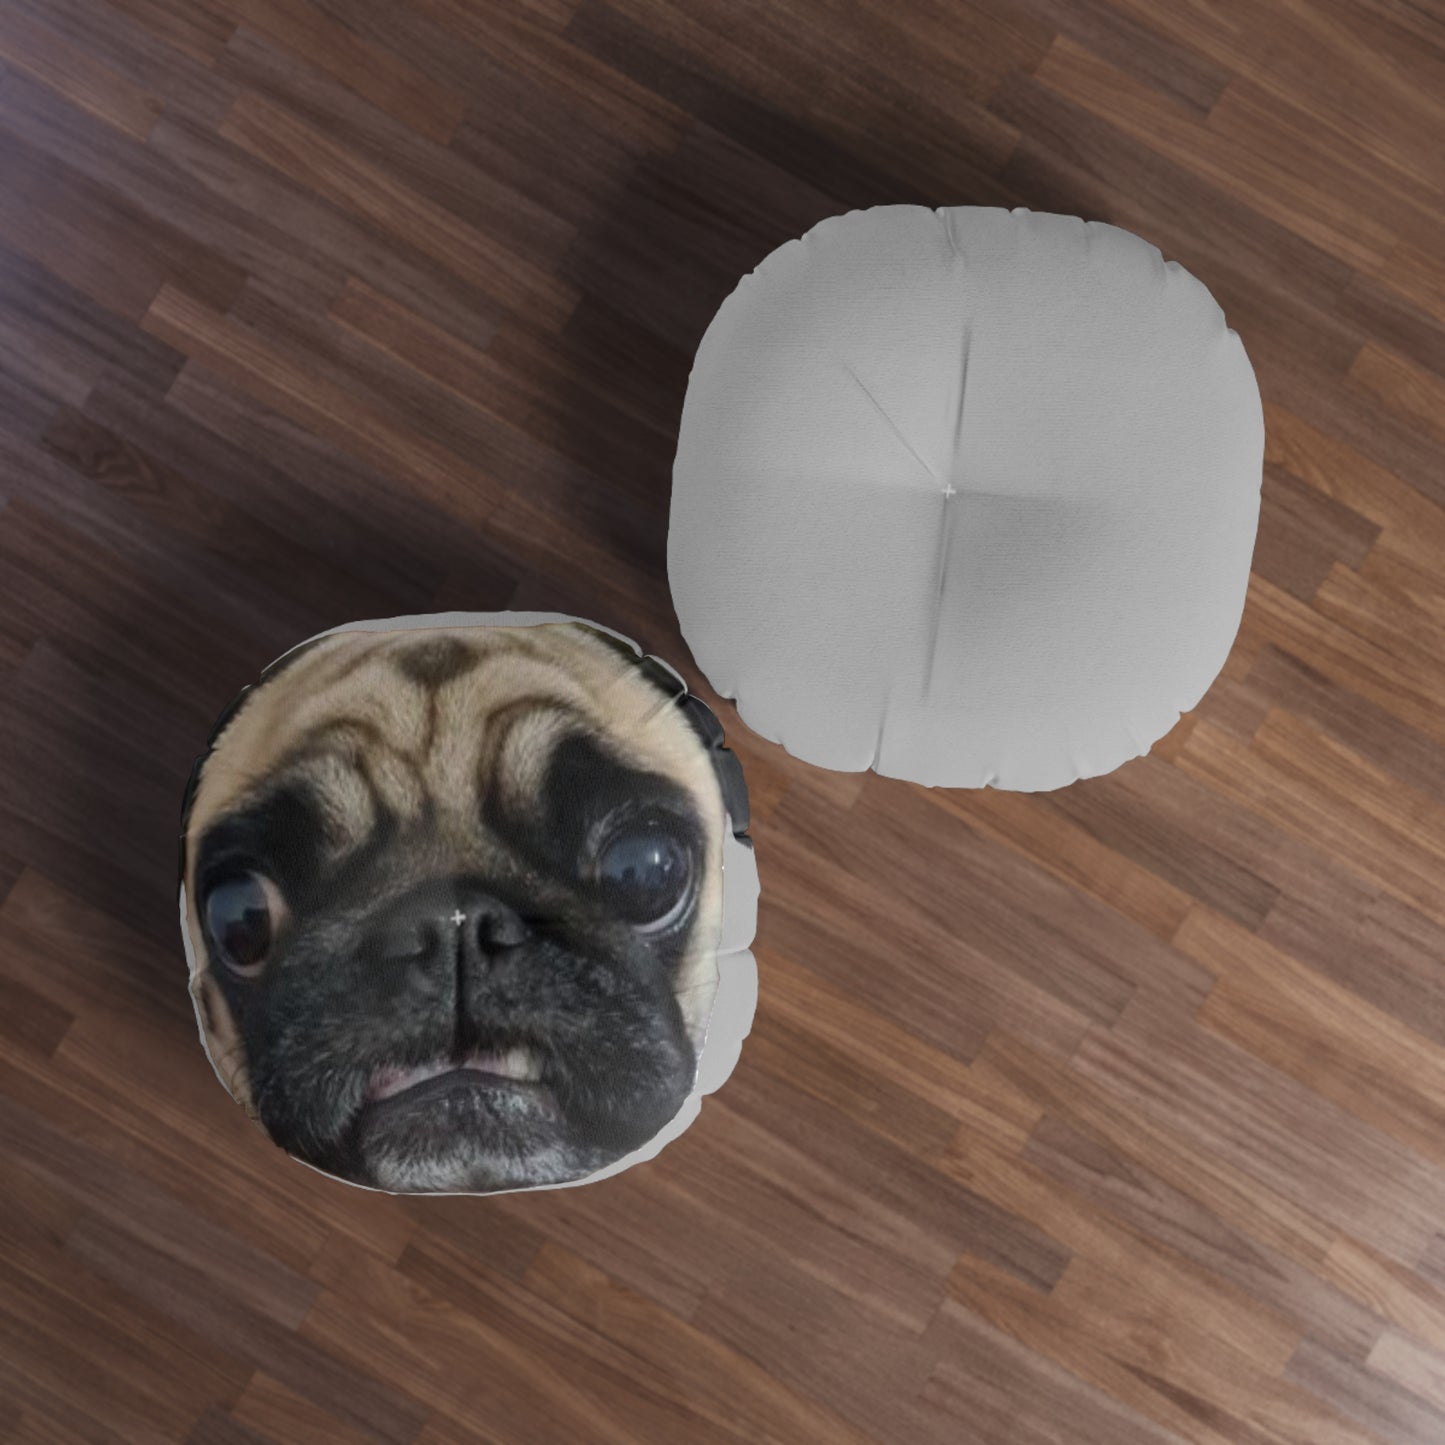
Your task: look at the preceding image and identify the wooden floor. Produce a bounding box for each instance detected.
[3,0,1445,1441]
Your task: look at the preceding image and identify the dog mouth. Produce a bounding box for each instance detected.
[350,1042,575,1193]
[337,1032,691,1193]
[365,1046,547,1104]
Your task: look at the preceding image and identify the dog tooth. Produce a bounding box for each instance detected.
[504,1046,542,1082]
[456,1047,542,1082]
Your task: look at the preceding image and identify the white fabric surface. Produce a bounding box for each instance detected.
[669,205,1263,791]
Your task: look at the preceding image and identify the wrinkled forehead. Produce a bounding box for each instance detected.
[183,623,724,871]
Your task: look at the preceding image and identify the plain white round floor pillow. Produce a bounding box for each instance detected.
[669,205,1263,791]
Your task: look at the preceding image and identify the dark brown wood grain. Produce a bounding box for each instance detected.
[2,0,1445,1440]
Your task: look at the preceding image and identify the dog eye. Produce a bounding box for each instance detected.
[585,815,694,931]
[203,870,287,978]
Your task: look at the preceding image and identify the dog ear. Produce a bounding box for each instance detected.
[677,693,751,845]
[564,621,681,696]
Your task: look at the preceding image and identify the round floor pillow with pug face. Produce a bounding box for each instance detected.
[178,611,757,1197]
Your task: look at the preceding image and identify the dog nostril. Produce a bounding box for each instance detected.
[471,907,529,952]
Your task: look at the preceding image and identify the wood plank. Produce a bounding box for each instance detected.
[753,942,1044,1151]
[1374,238,1445,328]
[217,0,468,143]
[1175,712,1445,927]
[140,284,509,525]
[0,2,161,139]
[216,22,572,270]
[1043,762,1280,931]
[0,126,246,319]
[98,0,236,66]
[328,276,500,389]
[1182,906,1445,1175]
[519,1240,883,1445]
[921,782,1197,942]
[1252,463,1381,602]
[0,242,184,405]
[8,0,240,128]
[1235,646,1445,808]
[959,1033,1369,1322]
[1262,395,1445,596]
[922,1294,1195,1445]
[1366,1329,1445,1416]
[943,1249,1374,1445]
[1073,1012,1445,1263]
[1318,1236,1445,1361]
[217,90,579,331]
[1234,572,1445,743]
[1034,38,1403,272]
[1286,1337,1445,1445]
[1349,341,1445,443]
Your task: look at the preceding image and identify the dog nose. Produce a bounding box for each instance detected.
[369,879,530,967]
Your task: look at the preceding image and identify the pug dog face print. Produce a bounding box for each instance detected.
[178,612,755,1196]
